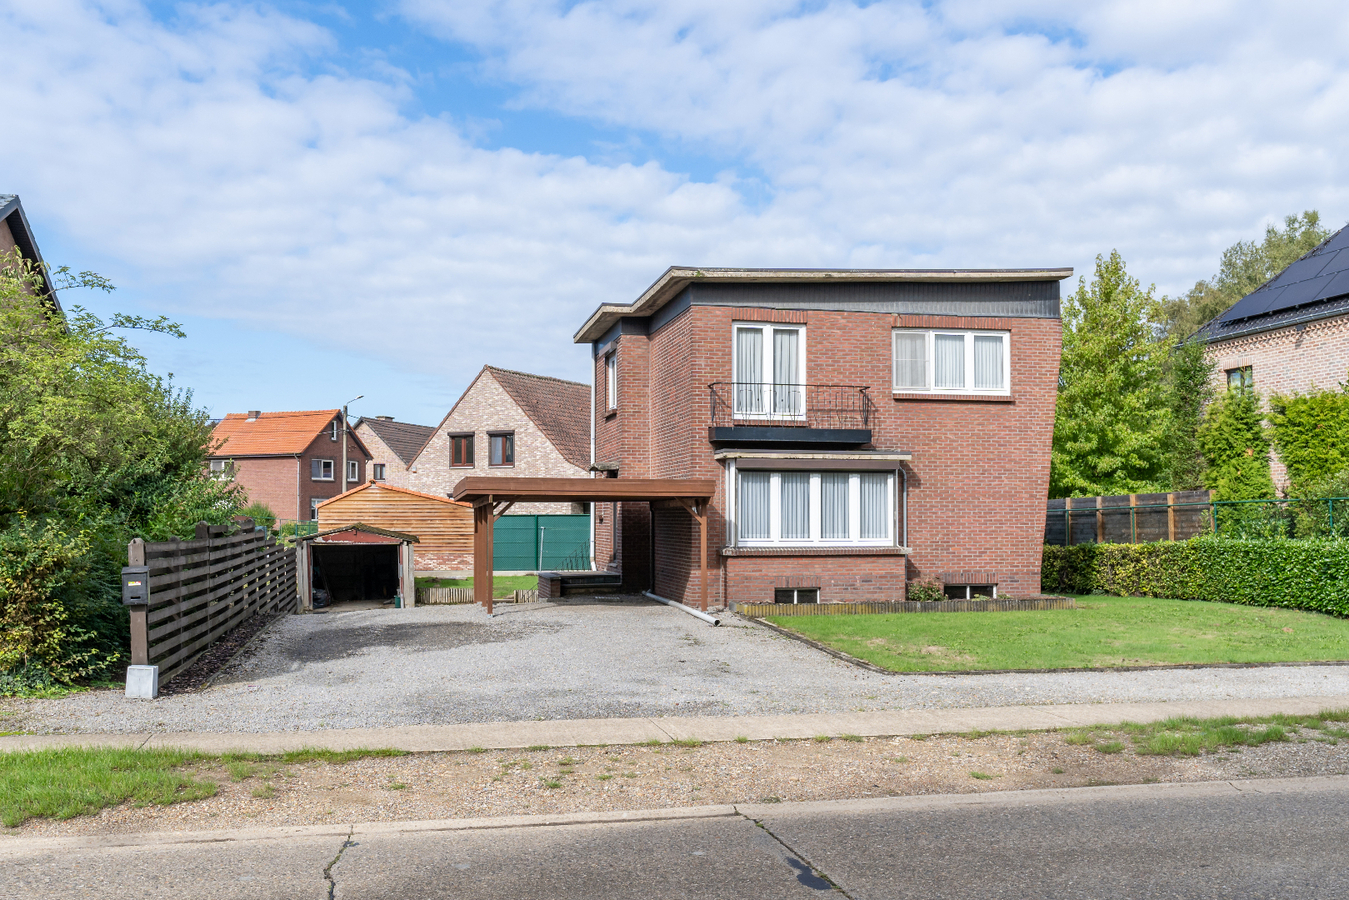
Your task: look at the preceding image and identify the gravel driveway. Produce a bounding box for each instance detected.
[8,598,1349,735]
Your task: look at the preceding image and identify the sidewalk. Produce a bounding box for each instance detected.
[4,694,1347,755]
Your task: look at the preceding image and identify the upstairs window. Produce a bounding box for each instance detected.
[347,460,359,483]
[311,459,334,481]
[489,432,515,467]
[450,434,474,467]
[605,352,618,411]
[309,498,321,520]
[372,463,386,481]
[733,323,805,418]
[208,459,232,480]
[1226,366,1253,391]
[736,470,893,546]
[330,420,339,441]
[893,329,1010,395]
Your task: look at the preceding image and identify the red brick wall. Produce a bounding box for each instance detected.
[298,430,370,520]
[230,457,300,522]
[597,304,1062,606]
[413,550,474,572]
[724,553,909,604]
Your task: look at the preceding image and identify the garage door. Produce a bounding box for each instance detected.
[493,514,591,571]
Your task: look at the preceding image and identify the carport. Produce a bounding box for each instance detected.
[452,477,716,614]
[295,523,417,611]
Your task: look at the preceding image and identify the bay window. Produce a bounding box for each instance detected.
[735,470,894,546]
[733,323,805,418]
[893,329,1010,395]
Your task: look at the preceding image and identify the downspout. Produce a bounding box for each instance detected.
[644,590,720,626]
[901,465,908,549]
[589,349,597,570]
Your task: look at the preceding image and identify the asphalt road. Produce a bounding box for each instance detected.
[7,776,1349,899]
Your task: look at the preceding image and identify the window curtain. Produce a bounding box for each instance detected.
[735,328,764,415]
[860,473,889,539]
[772,328,800,416]
[780,473,810,539]
[934,333,965,389]
[739,471,771,540]
[821,473,850,539]
[973,335,1004,391]
[893,332,926,390]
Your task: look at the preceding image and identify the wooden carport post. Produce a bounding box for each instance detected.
[472,497,516,615]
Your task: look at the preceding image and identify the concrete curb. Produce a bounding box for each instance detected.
[4,695,1348,755]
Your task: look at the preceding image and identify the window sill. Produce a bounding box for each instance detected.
[311,478,334,483]
[892,392,1014,403]
[604,409,617,420]
[722,546,908,557]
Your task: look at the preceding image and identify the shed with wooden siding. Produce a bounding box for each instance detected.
[317,481,474,571]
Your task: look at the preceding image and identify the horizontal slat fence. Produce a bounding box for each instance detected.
[1045,491,1212,546]
[417,586,539,605]
[128,520,297,683]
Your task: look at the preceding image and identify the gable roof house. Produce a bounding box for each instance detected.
[353,416,436,488]
[573,265,1070,608]
[209,409,373,524]
[1,194,63,318]
[405,366,591,515]
[1196,222,1349,486]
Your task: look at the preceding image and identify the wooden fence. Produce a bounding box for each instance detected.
[417,586,539,605]
[127,520,297,683]
[1044,490,1213,546]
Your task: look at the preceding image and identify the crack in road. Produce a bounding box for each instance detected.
[737,811,855,897]
[323,827,355,900]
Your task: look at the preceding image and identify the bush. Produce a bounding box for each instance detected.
[1042,538,1349,618]
[907,579,944,603]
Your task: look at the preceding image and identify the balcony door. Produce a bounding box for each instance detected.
[733,324,805,420]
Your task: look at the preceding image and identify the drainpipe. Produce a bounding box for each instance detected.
[901,465,908,549]
[644,590,720,626]
[589,357,596,570]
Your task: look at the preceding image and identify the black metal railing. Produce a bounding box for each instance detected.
[709,382,876,431]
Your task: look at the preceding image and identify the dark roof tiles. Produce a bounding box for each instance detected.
[357,417,436,465]
[486,367,590,469]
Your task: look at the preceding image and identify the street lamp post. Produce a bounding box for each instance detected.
[341,394,363,495]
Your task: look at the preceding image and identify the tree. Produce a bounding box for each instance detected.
[1051,251,1172,498]
[1197,386,1275,502]
[1162,211,1330,339]
[1163,337,1216,490]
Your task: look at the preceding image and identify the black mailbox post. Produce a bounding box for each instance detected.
[121,566,150,606]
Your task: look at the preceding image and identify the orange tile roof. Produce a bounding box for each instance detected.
[210,409,341,457]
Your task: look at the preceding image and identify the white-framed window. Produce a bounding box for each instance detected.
[347,460,359,483]
[892,329,1010,395]
[208,459,232,479]
[330,420,339,441]
[309,498,321,520]
[733,323,806,418]
[735,470,894,546]
[372,463,386,481]
[605,352,617,411]
[311,458,334,481]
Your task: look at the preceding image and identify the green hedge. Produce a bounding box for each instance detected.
[1042,538,1349,618]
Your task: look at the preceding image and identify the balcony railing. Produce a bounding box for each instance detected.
[708,383,876,434]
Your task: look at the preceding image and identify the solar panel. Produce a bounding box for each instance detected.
[1218,223,1349,324]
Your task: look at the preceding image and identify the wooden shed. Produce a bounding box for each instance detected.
[317,481,474,572]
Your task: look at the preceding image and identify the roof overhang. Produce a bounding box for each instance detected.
[296,522,419,543]
[573,266,1075,343]
[714,449,912,470]
[452,476,716,505]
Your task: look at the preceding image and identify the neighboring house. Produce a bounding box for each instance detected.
[209,410,373,523]
[406,366,591,515]
[574,266,1070,607]
[353,416,436,488]
[317,481,473,572]
[1196,222,1349,486]
[0,193,63,317]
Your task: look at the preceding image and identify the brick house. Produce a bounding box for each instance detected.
[209,410,373,524]
[1197,222,1349,487]
[1,193,62,318]
[574,266,1070,607]
[406,366,591,515]
[353,416,436,488]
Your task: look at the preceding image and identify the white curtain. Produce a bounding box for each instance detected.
[772,328,800,416]
[739,471,771,540]
[893,332,926,390]
[821,473,850,540]
[860,473,889,539]
[934,333,965,389]
[735,327,764,415]
[780,472,811,539]
[973,334,1004,391]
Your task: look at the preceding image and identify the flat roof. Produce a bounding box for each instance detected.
[574,266,1075,343]
[452,476,716,505]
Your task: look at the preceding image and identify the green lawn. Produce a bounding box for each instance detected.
[416,575,537,598]
[766,595,1349,672]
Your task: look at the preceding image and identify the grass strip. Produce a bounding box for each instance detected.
[1063,709,1349,756]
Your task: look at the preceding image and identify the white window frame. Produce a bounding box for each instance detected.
[732,323,807,420]
[209,459,232,480]
[732,469,895,547]
[312,458,334,481]
[605,352,618,411]
[330,420,339,441]
[310,498,321,520]
[892,328,1011,396]
[347,459,359,483]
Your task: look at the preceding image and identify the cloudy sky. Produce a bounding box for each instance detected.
[3,0,1346,424]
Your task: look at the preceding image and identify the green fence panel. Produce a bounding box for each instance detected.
[492,514,591,571]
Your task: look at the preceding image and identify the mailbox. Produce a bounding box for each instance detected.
[121,566,150,606]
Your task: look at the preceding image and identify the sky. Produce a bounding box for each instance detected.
[2,0,1347,425]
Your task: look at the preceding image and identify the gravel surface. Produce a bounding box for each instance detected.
[6,598,1349,735]
[7,729,1349,839]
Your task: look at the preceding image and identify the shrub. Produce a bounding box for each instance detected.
[907,579,944,603]
[1269,383,1349,486]
[1198,387,1274,502]
[1041,538,1349,618]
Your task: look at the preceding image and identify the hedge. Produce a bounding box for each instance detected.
[1041,538,1349,618]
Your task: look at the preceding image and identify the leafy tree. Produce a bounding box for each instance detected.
[1268,383,1349,488]
[1163,338,1216,490]
[1051,251,1172,497]
[1197,387,1275,502]
[1162,211,1331,339]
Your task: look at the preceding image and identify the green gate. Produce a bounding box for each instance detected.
[493,514,591,572]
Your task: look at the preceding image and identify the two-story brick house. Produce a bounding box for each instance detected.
[575,267,1069,607]
[353,416,436,488]
[209,410,372,524]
